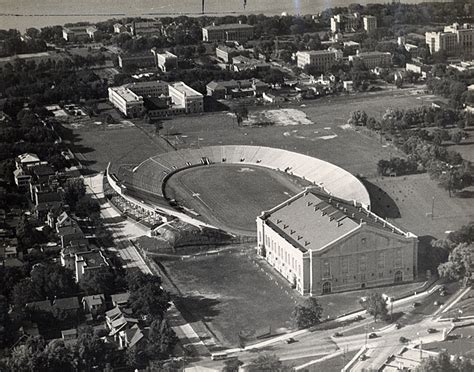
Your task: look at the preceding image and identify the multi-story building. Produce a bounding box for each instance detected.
[127,80,169,97]
[202,22,254,43]
[256,188,418,295]
[75,250,109,282]
[406,61,432,79]
[62,26,98,41]
[113,23,127,34]
[330,13,361,33]
[108,86,144,118]
[349,51,392,69]
[109,80,202,118]
[131,20,162,36]
[363,15,377,33]
[117,53,156,70]
[153,50,178,72]
[168,82,204,114]
[425,23,474,56]
[216,45,239,63]
[296,50,337,71]
[206,79,268,99]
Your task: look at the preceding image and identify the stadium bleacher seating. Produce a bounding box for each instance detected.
[115,146,371,206]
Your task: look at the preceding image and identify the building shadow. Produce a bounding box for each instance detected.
[173,295,220,323]
[361,179,401,219]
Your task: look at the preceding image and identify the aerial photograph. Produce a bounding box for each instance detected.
[0,0,473,371]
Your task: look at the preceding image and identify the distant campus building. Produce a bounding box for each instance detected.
[202,22,254,43]
[108,80,203,118]
[62,26,98,41]
[257,188,418,296]
[425,23,474,56]
[349,51,392,69]
[296,50,337,71]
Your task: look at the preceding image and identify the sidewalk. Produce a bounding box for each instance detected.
[84,173,210,357]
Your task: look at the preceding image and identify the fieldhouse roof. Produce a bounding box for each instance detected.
[262,188,414,253]
[204,23,254,31]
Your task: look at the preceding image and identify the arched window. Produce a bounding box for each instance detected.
[322,282,332,294]
[394,270,403,283]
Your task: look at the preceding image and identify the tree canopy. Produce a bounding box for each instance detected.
[360,292,388,322]
[291,297,323,329]
[247,354,294,372]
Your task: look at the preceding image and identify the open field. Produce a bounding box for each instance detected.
[162,89,433,177]
[64,120,172,173]
[160,250,302,347]
[164,164,305,234]
[368,173,474,240]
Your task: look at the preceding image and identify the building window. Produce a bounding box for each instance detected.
[341,256,349,274]
[322,260,331,278]
[359,254,367,272]
[361,237,366,244]
[377,252,385,270]
[379,272,384,278]
[360,273,366,282]
[395,249,402,268]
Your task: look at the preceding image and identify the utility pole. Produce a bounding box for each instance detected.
[431,196,435,220]
[201,0,205,14]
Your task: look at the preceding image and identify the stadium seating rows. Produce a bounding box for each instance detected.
[115,146,371,207]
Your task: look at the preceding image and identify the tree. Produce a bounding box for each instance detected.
[291,297,322,329]
[42,339,74,372]
[349,110,368,126]
[247,354,293,372]
[360,292,388,322]
[30,264,77,300]
[146,318,178,360]
[438,243,473,281]
[0,295,12,348]
[79,269,116,296]
[62,178,86,210]
[72,327,109,371]
[222,358,243,372]
[8,336,47,372]
[416,351,473,372]
[127,272,171,321]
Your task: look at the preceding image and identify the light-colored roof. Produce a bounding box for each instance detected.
[263,188,414,253]
[169,82,203,98]
[204,23,254,31]
[17,153,40,164]
[109,86,143,103]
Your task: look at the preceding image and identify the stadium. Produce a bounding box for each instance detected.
[108,145,371,236]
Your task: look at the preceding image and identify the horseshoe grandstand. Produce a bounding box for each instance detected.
[112,144,370,209]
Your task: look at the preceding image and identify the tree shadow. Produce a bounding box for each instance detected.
[173,295,220,324]
[417,235,448,273]
[361,179,401,219]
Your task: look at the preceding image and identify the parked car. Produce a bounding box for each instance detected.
[395,323,402,329]
[285,338,296,344]
[412,302,420,308]
[333,332,343,337]
[369,333,378,339]
[427,328,437,334]
[399,336,409,343]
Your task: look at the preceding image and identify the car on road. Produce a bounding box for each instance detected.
[399,336,409,343]
[427,328,438,333]
[285,338,296,344]
[395,323,402,329]
[434,300,443,306]
[412,302,420,308]
[333,332,343,337]
[368,333,378,339]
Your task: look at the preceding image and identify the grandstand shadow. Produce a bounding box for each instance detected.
[361,179,401,219]
[173,295,220,323]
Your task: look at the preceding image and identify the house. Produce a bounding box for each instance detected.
[53,297,80,319]
[82,294,106,317]
[75,250,110,282]
[57,225,85,249]
[111,292,130,307]
[55,211,75,232]
[60,241,90,270]
[263,92,285,104]
[118,324,149,349]
[26,300,53,314]
[61,328,78,345]
[105,306,139,340]
[113,23,127,34]
[343,80,354,92]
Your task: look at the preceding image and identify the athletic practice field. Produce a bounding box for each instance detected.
[164,164,306,235]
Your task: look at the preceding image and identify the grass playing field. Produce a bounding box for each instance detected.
[160,249,302,347]
[164,164,306,235]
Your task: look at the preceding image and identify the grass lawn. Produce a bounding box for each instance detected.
[294,351,358,372]
[161,89,434,178]
[164,164,305,234]
[316,280,426,319]
[424,324,474,358]
[368,173,474,240]
[442,288,474,319]
[66,120,173,173]
[159,249,302,347]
